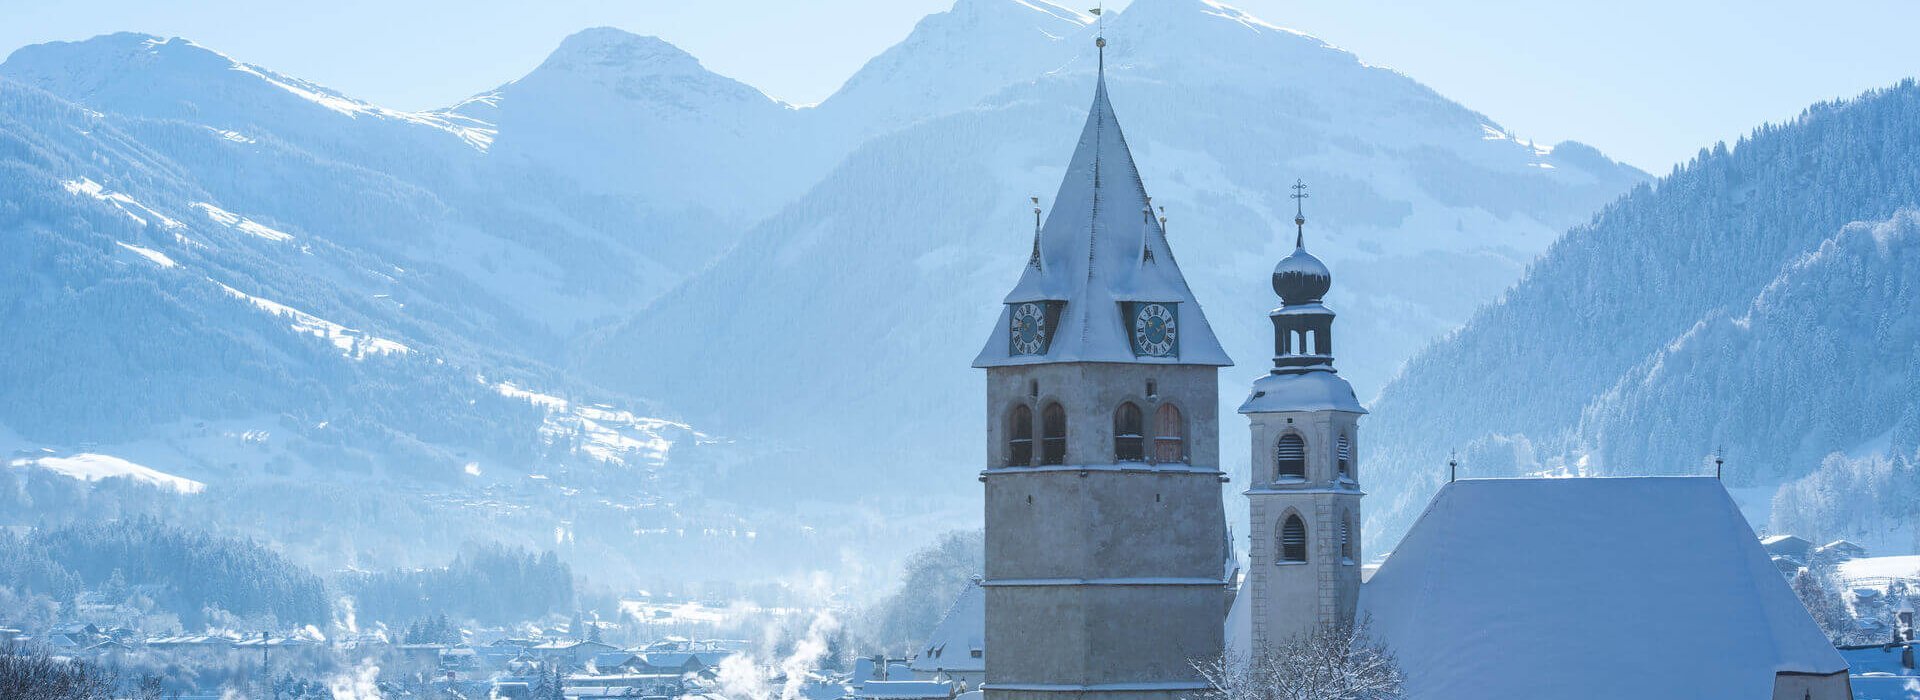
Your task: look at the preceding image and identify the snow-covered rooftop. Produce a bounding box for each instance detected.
[910,577,984,675]
[1236,369,1366,414]
[973,60,1229,368]
[1362,476,1845,700]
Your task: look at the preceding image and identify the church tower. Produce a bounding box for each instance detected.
[1239,184,1366,649]
[972,36,1231,700]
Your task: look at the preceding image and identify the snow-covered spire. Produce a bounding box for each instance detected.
[974,35,1230,368]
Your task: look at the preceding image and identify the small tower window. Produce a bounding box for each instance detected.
[1276,433,1306,480]
[1337,433,1353,479]
[1114,402,1145,462]
[1340,515,1354,561]
[1008,405,1034,467]
[1280,515,1307,563]
[1153,404,1185,463]
[1041,403,1067,466]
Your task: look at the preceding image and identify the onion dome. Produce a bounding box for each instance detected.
[1272,227,1331,304]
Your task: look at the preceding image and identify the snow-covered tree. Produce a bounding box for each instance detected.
[1197,617,1404,700]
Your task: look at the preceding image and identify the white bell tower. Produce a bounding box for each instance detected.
[1240,182,1366,648]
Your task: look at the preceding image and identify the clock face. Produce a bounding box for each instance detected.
[1133,303,1178,357]
[1010,302,1049,355]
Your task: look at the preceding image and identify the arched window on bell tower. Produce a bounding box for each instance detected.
[1153,404,1185,463]
[1280,514,1308,563]
[1340,513,1354,562]
[1007,405,1034,467]
[1114,402,1145,462]
[1040,403,1067,466]
[1276,433,1306,480]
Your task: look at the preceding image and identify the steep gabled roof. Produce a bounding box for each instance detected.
[909,577,985,674]
[1361,477,1847,700]
[974,64,1229,368]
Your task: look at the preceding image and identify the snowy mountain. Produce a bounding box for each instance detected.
[1365,80,1920,555]
[572,0,1645,496]
[450,27,822,270]
[0,33,879,583]
[2,0,1654,586]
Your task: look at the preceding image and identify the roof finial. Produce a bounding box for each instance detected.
[1290,179,1309,249]
[1449,451,1459,483]
[1091,4,1106,76]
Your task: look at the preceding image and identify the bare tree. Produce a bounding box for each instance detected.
[0,645,118,700]
[1196,617,1403,700]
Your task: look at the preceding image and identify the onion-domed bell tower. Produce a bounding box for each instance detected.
[1240,181,1366,649]
[972,35,1231,700]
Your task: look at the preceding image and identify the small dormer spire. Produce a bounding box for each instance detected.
[1029,196,1044,270]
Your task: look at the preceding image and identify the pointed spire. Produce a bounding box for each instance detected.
[974,39,1232,369]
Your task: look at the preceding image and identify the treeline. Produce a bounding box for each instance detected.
[1,518,328,628]
[343,543,574,627]
[1367,78,1920,549]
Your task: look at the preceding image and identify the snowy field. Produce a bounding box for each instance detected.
[8,452,205,494]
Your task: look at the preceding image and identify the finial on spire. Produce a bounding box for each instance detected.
[1449,451,1459,483]
[1091,5,1106,75]
[1290,179,1310,249]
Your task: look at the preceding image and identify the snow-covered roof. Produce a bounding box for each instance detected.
[1361,477,1846,700]
[1839,555,1920,584]
[857,680,956,699]
[1236,370,1366,414]
[973,64,1229,368]
[909,577,984,674]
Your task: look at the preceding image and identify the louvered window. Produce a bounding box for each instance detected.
[1153,404,1185,463]
[1276,433,1306,479]
[1280,515,1307,563]
[1337,434,1353,478]
[1008,405,1034,467]
[1041,403,1067,466]
[1114,403,1144,462]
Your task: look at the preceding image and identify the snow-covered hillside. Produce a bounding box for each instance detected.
[1366,80,1920,555]
[0,33,859,582]
[573,0,1645,497]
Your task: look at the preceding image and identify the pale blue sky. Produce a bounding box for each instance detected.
[4,0,1917,171]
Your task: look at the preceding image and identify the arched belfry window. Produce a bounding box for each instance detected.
[1337,433,1353,479]
[1040,403,1067,466]
[1276,433,1306,480]
[1114,403,1145,462]
[1153,404,1185,463]
[1340,514,1354,561]
[1280,514,1307,563]
[1008,405,1034,467]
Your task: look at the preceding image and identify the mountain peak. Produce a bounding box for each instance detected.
[538,28,706,78]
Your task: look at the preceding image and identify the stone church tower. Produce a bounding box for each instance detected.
[1239,189,1366,649]
[972,37,1231,700]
